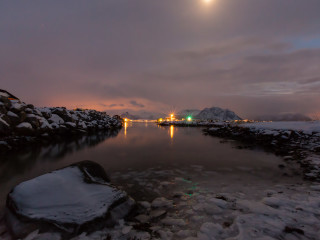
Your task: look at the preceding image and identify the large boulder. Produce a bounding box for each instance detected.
[10,101,26,115]
[51,108,73,122]
[6,161,135,238]
[25,113,40,129]
[48,114,65,125]
[0,116,11,135]
[15,122,34,135]
[39,107,52,119]
[6,111,21,126]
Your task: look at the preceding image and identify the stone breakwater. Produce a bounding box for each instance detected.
[159,121,320,181]
[205,123,320,181]
[0,91,122,153]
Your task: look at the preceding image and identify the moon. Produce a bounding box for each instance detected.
[203,0,212,3]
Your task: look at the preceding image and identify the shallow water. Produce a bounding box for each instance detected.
[0,122,301,208]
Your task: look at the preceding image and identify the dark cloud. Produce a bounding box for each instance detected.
[1,0,320,117]
[299,77,320,85]
[130,100,145,108]
[100,103,124,108]
[174,38,292,61]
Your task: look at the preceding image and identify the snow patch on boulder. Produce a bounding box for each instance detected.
[6,161,135,238]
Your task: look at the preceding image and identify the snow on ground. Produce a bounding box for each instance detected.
[2,165,318,240]
[239,121,320,135]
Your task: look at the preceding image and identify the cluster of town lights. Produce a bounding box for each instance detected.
[124,114,194,124]
[157,114,193,123]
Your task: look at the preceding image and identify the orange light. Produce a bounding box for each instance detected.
[170,114,174,121]
[124,118,128,122]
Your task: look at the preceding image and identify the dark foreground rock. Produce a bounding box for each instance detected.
[5,161,135,239]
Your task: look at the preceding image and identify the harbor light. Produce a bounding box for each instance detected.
[170,114,174,121]
[187,116,192,122]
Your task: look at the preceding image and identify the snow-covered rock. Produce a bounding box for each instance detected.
[16,122,32,129]
[48,114,65,125]
[6,161,135,238]
[15,122,34,135]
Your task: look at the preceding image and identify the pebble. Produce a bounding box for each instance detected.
[161,217,186,226]
[151,197,173,208]
[121,226,132,235]
[135,214,150,223]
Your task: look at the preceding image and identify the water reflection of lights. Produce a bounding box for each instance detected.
[170,125,174,139]
[124,122,128,137]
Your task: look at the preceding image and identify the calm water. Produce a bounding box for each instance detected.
[0,122,301,207]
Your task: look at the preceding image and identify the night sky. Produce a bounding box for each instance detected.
[1,0,320,118]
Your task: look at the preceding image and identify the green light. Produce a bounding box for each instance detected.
[187,116,192,121]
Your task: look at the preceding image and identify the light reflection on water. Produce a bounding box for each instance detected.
[124,122,127,137]
[170,125,174,139]
[0,122,301,207]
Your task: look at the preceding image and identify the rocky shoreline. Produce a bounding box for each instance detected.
[0,90,122,153]
[2,164,320,240]
[159,120,320,182]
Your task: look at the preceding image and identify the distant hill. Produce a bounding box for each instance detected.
[120,112,139,120]
[195,107,242,121]
[255,113,312,122]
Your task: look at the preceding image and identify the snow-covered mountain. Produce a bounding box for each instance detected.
[195,107,242,121]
